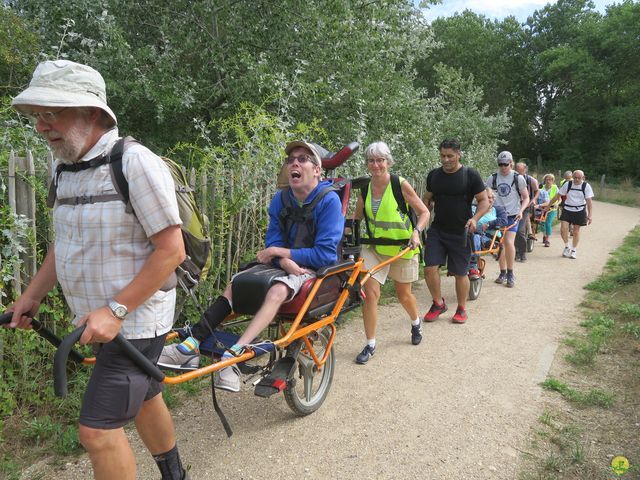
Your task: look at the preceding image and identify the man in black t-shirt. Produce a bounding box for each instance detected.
[422,139,489,324]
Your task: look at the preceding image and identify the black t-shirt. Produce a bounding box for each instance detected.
[426,166,486,234]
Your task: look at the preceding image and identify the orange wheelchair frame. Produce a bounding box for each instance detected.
[467,221,517,300]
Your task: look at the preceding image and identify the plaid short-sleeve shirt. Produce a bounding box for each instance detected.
[53,129,181,339]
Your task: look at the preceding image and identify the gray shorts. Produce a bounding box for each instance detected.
[79,335,166,429]
[275,272,316,301]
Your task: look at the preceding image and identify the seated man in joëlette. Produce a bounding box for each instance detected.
[158,141,344,392]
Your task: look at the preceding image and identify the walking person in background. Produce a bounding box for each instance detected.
[539,174,559,246]
[514,162,539,262]
[8,60,189,480]
[547,170,594,259]
[422,139,488,324]
[487,151,529,288]
[353,142,429,364]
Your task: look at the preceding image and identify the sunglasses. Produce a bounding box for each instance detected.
[22,107,68,123]
[286,154,316,165]
[498,163,510,167]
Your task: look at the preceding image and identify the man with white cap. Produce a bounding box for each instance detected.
[158,140,344,392]
[7,60,189,479]
[486,151,529,288]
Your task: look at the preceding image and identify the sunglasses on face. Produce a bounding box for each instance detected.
[498,163,510,167]
[286,155,315,165]
[23,107,68,123]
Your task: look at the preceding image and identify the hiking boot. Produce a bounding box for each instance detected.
[157,344,200,371]
[570,249,577,259]
[423,300,447,322]
[543,237,550,247]
[495,273,507,284]
[506,273,515,288]
[562,246,572,257]
[355,344,375,364]
[468,268,481,280]
[411,324,423,345]
[214,364,241,392]
[452,307,467,324]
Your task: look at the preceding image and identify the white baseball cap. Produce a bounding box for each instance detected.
[497,151,513,164]
[12,60,117,125]
[285,140,323,166]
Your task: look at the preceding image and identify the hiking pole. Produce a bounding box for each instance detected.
[54,325,165,397]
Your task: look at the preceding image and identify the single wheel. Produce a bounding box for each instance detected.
[526,236,535,253]
[284,327,335,416]
[468,277,483,300]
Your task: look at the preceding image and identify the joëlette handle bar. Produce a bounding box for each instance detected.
[360,246,412,288]
[53,324,165,397]
[0,312,85,363]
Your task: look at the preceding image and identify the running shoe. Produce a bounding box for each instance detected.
[570,249,577,259]
[452,307,468,324]
[468,268,481,280]
[157,344,200,371]
[495,273,507,284]
[411,324,423,345]
[355,344,376,364]
[423,300,448,322]
[562,246,571,257]
[506,273,515,288]
[214,365,241,392]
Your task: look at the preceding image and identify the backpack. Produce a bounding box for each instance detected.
[563,180,588,208]
[359,174,417,243]
[47,136,212,293]
[491,171,521,197]
[278,180,345,249]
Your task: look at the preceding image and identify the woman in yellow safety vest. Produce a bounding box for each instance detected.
[352,141,430,364]
[540,173,559,247]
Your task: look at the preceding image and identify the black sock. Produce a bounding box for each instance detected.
[191,295,232,341]
[153,444,187,480]
[507,269,513,275]
[500,269,507,275]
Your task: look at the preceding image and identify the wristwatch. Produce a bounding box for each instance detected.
[107,299,128,320]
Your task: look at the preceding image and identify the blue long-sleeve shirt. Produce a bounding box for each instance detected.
[265,180,344,270]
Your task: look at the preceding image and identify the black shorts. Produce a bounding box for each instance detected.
[79,334,167,429]
[424,227,471,276]
[560,208,587,226]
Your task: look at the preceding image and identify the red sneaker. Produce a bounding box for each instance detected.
[423,300,447,322]
[468,268,481,280]
[452,307,468,324]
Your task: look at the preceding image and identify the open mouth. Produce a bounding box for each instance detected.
[290,171,301,179]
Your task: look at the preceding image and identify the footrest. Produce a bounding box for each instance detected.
[254,357,296,398]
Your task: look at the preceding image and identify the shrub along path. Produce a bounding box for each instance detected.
[22,201,640,480]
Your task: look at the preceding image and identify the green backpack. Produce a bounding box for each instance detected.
[48,136,212,293]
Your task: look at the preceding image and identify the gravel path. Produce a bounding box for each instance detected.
[22,201,640,480]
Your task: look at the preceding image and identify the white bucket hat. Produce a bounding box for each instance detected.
[12,60,117,125]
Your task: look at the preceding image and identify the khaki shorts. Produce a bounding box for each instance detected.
[361,245,419,285]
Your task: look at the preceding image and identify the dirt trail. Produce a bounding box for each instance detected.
[22,201,640,480]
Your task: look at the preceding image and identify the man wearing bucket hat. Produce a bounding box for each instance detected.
[8,60,189,479]
[158,140,344,392]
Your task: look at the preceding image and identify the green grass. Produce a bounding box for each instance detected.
[541,378,615,408]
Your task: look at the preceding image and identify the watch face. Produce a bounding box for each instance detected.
[114,306,127,318]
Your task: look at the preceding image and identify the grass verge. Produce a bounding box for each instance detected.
[517,225,640,479]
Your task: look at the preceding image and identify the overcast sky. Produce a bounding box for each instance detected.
[420,0,617,22]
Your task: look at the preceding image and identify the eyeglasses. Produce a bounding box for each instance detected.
[286,155,315,165]
[23,108,68,123]
[367,157,386,164]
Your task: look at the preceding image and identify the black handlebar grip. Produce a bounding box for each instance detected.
[54,325,165,398]
[1,312,85,363]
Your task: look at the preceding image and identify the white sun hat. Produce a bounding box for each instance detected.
[12,60,117,125]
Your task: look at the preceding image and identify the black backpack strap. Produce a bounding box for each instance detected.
[359,179,374,239]
[390,174,406,215]
[107,136,140,214]
[491,172,498,190]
